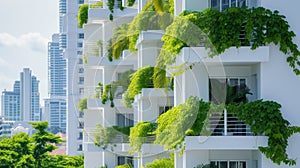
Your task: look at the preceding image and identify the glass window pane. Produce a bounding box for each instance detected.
[220,161,228,168]
[230,161,238,168]
[231,0,237,7]
[222,0,229,11]
[211,0,220,10]
[238,0,246,7]
[209,78,227,104]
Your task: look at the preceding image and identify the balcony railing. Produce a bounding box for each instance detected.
[208,109,254,136]
[84,42,102,57]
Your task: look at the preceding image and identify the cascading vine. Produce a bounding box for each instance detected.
[129,96,300,166]
[153,7,300,88]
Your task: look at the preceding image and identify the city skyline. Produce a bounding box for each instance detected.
[0,0,59,110]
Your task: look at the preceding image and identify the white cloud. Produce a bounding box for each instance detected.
[0,32,48,53]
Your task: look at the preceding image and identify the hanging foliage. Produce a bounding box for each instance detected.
[227,100,300,166]
[154,97,211,150]
[93,124,131,151]
[78,98,87,111]
[154,7,300,88]
[122,66,154,107]
[106,0,174,62]
[77,4,89,28]
[98,69,135,107]
[129,122,157,152]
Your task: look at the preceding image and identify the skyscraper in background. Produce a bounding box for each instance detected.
[1,81,20,121]
[1,68,40,122]
[44,33,67,133]
[20,68,40,121]
[45,0,84,154]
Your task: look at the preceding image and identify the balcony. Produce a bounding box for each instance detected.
[208,109,254,136]
[185,136,267,150]
[135,88,174,100]
[177,46,269,65]
[85,53,137,67]
[88,4,137,22]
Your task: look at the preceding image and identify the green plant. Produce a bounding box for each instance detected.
[83,54,88,64]
[99,69,135,107]
[78,98,87,111]
[145,152,174,168]
[129,122,157,152]
[0,122,84,168]
[77,4,89,28]
[154,97,211,150]
[106,0,174,62]
[122,66,154,107]
[107,0,124,21]
[115,164,133,168]
[94,40,103,57]
[227,100,300,166]
[93,124,131,151]
[194,164,213,168]
[90,1,103,8]
[154,7,300,88]
[99,164,108,168]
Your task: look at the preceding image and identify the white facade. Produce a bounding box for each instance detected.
[83,0,300,168]
[63,0,85,155]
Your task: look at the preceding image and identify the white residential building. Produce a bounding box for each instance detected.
[62,0,85,155]
[83,0,300,168]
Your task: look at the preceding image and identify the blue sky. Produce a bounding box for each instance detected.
[0,0,59,107]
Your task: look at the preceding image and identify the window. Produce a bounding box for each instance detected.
[78,132,83,140]
[78,0,84,4]
[210,0,257,11]
[117,156,133,166]
[159,106,172,115]
[78,68,84,73]
[78,33,84,39]
[77,42,83,48]
[78,58,83,64]
[79,77,84,84]
[210,160,247,168]
[116,72,122,81]
[209,78,250,136]
[78,122,84,129]
[77,144,82,151]
[117,113,134,127]
[77,43,83,48]
[77,51,83,55]
[209,78,247,104]
[79,88,84,95]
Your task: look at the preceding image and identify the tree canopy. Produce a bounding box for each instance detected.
[0,122,84,168]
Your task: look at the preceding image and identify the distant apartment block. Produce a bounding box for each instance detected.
[1,68,40,122]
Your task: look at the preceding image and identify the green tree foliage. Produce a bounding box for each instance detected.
[30,122,64,167]
[78,98,87,111]
[0,122,84,168]
[77,4,89,28]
